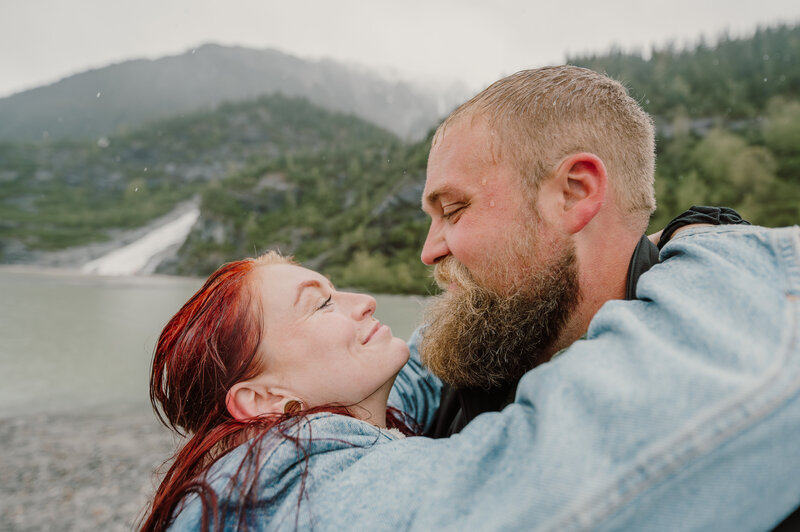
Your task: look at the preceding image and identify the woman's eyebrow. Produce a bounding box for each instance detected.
[294,280,322,305]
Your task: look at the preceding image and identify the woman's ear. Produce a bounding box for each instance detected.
[225,380,287,421]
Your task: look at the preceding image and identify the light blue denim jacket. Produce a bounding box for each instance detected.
[170,225,800,531]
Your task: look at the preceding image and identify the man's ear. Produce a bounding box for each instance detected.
[552,152,607,234]
[225,380,288,421]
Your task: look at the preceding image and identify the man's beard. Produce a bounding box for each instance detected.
[419,240,579,390]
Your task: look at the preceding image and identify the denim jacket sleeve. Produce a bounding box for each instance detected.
[300,225,800,531]
[387,327,442,432]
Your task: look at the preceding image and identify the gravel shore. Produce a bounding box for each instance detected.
[0,408,181,531]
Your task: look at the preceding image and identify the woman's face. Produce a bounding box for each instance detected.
[253,263,410,412]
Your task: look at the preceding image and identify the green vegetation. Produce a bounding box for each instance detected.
[0,139,198,249]
[172,134,435,294]
[0,93,435,293]
[570,23,800,229]
[651,104,800,229]
[1,24,798,294]
[569,24,799,119]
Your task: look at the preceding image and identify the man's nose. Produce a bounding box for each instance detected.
[421,224,450,265]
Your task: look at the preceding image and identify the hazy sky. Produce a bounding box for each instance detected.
[2,0,799,98]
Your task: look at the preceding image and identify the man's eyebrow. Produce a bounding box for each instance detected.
[422,187,453,209]
[422,191,439,209]
[294,280,322,305]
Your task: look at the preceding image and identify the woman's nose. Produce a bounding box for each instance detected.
[348,293,376,320]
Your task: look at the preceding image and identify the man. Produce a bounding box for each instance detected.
[416,66,748,436]
[189,67,800,530]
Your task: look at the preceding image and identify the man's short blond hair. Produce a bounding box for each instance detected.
[436,66,656,229]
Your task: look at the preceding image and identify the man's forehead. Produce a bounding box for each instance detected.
[423,149,468,208]
[423,119,504,207]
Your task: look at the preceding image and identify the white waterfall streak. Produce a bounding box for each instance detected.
[81,208,200,275]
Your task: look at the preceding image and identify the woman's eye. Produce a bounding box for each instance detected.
[317,296,332,311]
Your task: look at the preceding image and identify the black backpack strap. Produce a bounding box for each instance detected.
[772,505,800,531]
[625,235,660,300]
[657,205,750,249]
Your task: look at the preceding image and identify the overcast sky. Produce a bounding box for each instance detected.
[2,0,799,98]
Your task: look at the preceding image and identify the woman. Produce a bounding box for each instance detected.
[142,252,440,531]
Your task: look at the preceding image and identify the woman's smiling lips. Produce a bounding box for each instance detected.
[363,322,386,344]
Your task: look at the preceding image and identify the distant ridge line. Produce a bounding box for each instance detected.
[0,43,462,142]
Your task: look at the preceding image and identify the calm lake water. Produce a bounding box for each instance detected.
[0,268,428,418]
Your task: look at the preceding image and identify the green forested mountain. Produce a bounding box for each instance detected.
[0,43,453,142]
[1,91,435,292]
[0,95,404,262]
[2,24,799,295]
[171,134,433,294]
[569,24,799,119]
